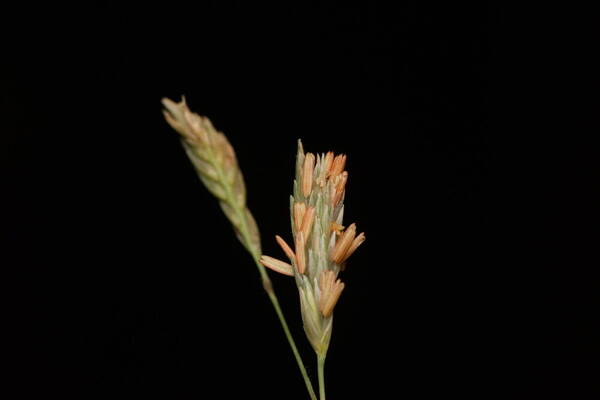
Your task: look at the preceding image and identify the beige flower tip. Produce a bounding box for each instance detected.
[161,96,176,110]
[161,97,187,118]
[297,139,305,156]
[162,98,184,129]
[259,255,294,276]
[161,97,205,143]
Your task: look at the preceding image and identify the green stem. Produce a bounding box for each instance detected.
[317,354,326,400]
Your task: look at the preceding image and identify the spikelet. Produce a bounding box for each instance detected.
[162,97,261,257]
[261,140,365,356]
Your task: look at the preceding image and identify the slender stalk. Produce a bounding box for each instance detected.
[317,354,326,400]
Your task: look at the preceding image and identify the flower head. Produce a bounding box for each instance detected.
[161,97,261,258]
[261,140,365,355]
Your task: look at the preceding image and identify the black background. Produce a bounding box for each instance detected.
[2,2,597,399]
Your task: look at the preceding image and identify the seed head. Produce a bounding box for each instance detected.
[260,140,365,356]
[162,97,261,257]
